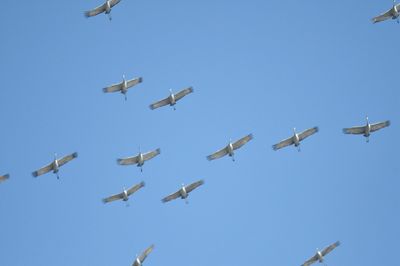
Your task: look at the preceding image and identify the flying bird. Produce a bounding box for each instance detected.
[32,152,78,179]
[102,181,145,204]
[103,75,142,101]
[149,87,193,110]
[132,244,154,266]
[84,0,121,20]
[162,180,204,204]
[301,241,340,266]
[207,134,253,161]
[372,1,400,23]
[272,127,318,152]
[343,116,390,142]
[117,148,160,172]
[0,174,9,183]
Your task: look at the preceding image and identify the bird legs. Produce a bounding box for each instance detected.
[107,12,112,21]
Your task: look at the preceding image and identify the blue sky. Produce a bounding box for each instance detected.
[0,1,399,265]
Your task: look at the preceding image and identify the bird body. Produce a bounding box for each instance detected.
[343,116,390,142]
[207,134,253,161]
[32,152,78,179]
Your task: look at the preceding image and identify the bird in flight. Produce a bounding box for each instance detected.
[32,152,78,179]
[102,182,145,205]
[132,244,154,266]
[372,1,400,23]
[117,148,161,172]
[272,127,318,152]
[301,241,340,266]
[207,134,253,161]
[162,180,204,204]
[84,0,121,21]
[149,87,193,110]
[0,174,10,183]
[103,75,143,101]
[343,116,390,142]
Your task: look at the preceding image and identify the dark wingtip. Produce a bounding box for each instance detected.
[140,181,145,187]
[32,172,38,178]
[387,120,391,127]
[84,11,90,18]
[335,240,341,246]
[138,77,143,83]
[116,159,122,165]
[102,88,108,93]
[72,152,78,158]
[314,126,319,132]
[4,174,10,179]
[156,148,161,154]
[272,145,278,151]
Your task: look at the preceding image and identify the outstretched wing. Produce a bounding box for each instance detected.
[272,136,294,151]
[232,134,253,150]
[207,146,228,161]
[117,155,140,165]
[103,83,122,93]
[136,244,154,264]
[110,0,122,8]
[185,180,204,193]
[32,163,53,177]
[84,3,106,17]
[321,241,340,256]
[143,148,161,161]
[301,254,318,266]
[0,174,9,182]
[149,97,170,110]
[372,8,394,23]
[127,181,145,196]
[370,120,390,132]
[102,192,124,203]
[127,77,143,89]
[343,125,366,135]
[57,152,78,167]
[174,87,193,101]
[298,127,319,141]
[162,190,181,203]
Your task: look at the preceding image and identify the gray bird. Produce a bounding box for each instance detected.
[372,1,400,23]
[117,148,160,172]
[149,87,193,110]
[272,127,318,152]
[207,134,253,162]
[132,244,154,266]
[162,180,204,204]
[102,181,145,204]
[84,0,121,21]
[343,116,390,142]
[0,174,9,183]
[301,241,340,266]
[32,152,78,179]
[103,75,142,101]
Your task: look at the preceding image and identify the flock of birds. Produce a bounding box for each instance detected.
[1,1,396,266]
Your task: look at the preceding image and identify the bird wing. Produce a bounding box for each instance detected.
[84,3,107,17]
[321,241,340,256]
[137,244,154,264]
[110,0,122,7]
[149,97,171,110]
[174,87,193,101]
[185,180,204,193]
[127,77,143,89]
[162,190,181,203]
[370,120,390,132]
[342,125,366,135]
[272,136,294,150]
[32,163,53,177]
[298,127,319,141]
[232,134,253,150]
[207,146,229,160]
[57,152,78,167]
[372,8,394,23]
[103,83,122,93]
[143,148,161,161]
[117,155,140,165]
[127,181,145,196]
[102,192,124,203]
[302,254,318,266]
[0,174,10,182]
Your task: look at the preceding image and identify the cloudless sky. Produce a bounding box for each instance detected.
[0,1,399,265]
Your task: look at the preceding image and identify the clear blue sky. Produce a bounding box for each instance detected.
[0,1,398,265]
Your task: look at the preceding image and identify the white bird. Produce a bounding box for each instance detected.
[149,87,193,110]
[301,241,340,266]
[162,180,204,204]
[102,181,145,204]
[132,244,154,266]
[0,174,10,183]
[117,148,160,172]
[372,1,400,23]
[207,134,253,161]
[32,152,78,179]
[103,75,143,101]
[84,0,121,21]
[272,127,318,152]
[343,116,390,142]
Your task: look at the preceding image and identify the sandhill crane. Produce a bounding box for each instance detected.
[84,0,121,20]
[207,134,253,162]
[132,244,154,266]
[102,182,145,205]
[372,1,400,23]
[117,148,160,172]
[162,180,204,204]
[343,116,390,142]
[149,87,193,110]
[103,75,142,101]
[301,241,340,266]
[0,174,9,183]
[32,152,78,179]
[272,127,318,152]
